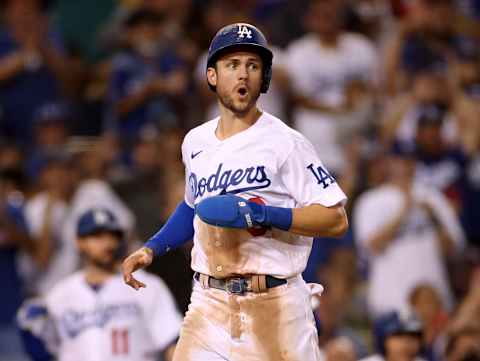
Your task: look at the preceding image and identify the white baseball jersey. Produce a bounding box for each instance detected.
[181,111,347,279]
[44,270,182,361]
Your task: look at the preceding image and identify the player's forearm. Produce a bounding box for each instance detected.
[144,201,194,257]
[290,204,348,238]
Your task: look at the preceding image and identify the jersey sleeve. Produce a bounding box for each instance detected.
[181,139,195,207]
[280,137,347,207]
[146,276,183,351]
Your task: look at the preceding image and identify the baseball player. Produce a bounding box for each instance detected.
[18,208,182,361]
[122,23,348,361]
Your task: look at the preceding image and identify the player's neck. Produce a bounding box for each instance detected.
[84,263,117,286]
[216,106,262,140]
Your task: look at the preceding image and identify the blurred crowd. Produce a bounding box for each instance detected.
[1,0,480,360]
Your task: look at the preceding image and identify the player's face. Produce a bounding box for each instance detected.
[78,231,121,270]
[208,51,263,116]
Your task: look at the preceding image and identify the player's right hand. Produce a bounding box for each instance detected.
[122,247,153,290]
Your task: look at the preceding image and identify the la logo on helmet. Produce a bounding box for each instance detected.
[237,24,252,39]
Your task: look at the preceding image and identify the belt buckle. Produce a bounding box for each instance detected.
[226,277,247,295]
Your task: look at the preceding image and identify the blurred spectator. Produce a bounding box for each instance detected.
[104,7,188,145]
[60,137,136,263]
[409,284,450,361]
[354,146,465,317]
[463,146,480,247]
[0,0,80,145]
[381,70,477,155]
[286,0,378,174]
[383,0,472,94]
[321,336,357,361]
[412,106,469,212]
[344,0,396,43]
[20,154,77,296]
[314,274,369,359]
[448,268,480,334]
[445,326,480,361]
[364,311,426,361]
[0,167,31,360]
[113,130,165,239]
[25,102,71,182]
[0,142,24,170]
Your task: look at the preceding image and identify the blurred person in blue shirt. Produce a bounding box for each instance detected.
[0,167,31,360]
[25,102,70,182]
[0,0,78,146]
[105,8,188,146]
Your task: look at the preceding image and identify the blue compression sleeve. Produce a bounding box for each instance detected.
[249,202,293,231]
[144,201,195,257]
[264,205,293,231]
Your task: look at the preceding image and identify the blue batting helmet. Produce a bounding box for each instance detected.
[77,208,124,239]
[206,23,273,93]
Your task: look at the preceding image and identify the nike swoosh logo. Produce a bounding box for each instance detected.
[191,150,203,159]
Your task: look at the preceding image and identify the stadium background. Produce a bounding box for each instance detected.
[1,0,480,360]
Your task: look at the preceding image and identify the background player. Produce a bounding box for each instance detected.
[18,208,182,361]
[122,23,348,361]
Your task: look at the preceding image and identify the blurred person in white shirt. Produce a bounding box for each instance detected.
[354,144,465,317]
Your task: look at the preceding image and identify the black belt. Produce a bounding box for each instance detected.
[193,272,287,295]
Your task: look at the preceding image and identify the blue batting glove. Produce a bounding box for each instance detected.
[195,195,292,231]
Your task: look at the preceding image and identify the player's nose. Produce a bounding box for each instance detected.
[237,64,249,79]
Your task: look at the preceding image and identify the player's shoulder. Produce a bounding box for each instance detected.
[261,112,304,140]
[263,112,316,150]
[182,117,218,151]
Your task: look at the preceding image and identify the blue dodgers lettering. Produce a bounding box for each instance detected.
[189,163,271,198]
[60,303,141,338]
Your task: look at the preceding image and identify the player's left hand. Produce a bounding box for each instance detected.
[122,247,153,290]
[195,194,268,229]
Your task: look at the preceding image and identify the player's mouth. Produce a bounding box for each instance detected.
[236,85,249,98]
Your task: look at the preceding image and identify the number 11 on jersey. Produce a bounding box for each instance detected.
[112,328,129,355]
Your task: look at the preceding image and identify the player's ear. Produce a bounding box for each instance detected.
[206,67,217,88]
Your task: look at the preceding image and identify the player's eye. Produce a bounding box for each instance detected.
[248,63,259,70]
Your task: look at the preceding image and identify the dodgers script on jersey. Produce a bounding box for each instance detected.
[182,112,347,279]
[45,270,182,361]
